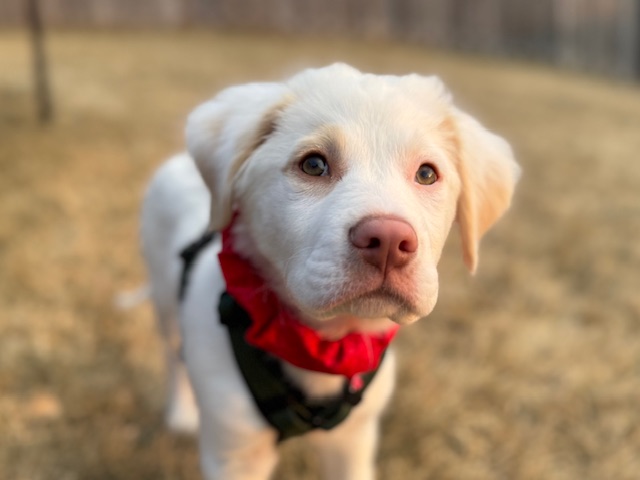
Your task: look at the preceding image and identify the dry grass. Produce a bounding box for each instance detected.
[1,29,639,480]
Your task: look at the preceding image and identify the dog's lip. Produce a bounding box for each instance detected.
[317,283,418,317]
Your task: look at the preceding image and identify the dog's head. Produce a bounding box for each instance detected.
[187,64,520,327]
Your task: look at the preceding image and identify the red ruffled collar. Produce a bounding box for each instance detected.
[217,222,399,379]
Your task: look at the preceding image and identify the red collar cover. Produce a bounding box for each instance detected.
[218,225,399,379]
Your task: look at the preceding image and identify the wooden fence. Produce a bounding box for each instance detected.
[1,0,638,79]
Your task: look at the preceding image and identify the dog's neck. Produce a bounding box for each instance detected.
[218,219,399,380]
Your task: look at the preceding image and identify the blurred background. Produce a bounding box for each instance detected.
[1,1,639,479]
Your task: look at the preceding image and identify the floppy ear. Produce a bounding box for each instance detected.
[452,109,521,274]
[185,83,290,231]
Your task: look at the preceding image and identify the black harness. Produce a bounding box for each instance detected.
[179,233,382,442]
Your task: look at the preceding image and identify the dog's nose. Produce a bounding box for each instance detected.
[349,216,418,273]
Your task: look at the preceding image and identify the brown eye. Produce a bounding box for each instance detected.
[415,164,438,185]
[300,154,329,177]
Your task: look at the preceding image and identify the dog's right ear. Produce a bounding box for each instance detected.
[451,109,520,274]
[186,83,290,231]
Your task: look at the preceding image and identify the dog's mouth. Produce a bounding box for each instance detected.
[315,284,421,325]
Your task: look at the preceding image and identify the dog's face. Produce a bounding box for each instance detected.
[187,64,519,327]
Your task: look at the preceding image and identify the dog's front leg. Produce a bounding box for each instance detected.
[198,421,279,480]
[310,416,380,480]
[180,279,280,480]
[308,352,396,480]
[185,347,280,480]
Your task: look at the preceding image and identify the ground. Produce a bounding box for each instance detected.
[1,30,639,480]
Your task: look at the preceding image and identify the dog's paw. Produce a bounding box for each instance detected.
[165,398,199,435]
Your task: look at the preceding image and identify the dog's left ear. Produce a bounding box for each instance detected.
[452,109,521,274]
[186,83,290,231]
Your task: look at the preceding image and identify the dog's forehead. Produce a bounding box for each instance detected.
[282,66,451,141]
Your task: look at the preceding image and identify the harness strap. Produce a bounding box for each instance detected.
[178,230,216,301]
[219,292,381,442]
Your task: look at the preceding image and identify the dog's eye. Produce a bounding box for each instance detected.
[415,164,438,185]
[300,154,329,177]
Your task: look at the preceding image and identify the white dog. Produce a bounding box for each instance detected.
[140,64,519,480]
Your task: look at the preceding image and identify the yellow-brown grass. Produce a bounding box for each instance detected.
[1,30,639,480]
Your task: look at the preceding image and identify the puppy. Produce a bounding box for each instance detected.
[141,64,519,480]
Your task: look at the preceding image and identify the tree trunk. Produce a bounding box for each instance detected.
[27,0,53,124]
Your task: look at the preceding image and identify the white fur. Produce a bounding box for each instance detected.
[141,64,520,480]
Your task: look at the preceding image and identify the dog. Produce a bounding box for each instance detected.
[140,63,520,480]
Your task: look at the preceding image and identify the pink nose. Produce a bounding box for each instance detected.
[349,216,418,273]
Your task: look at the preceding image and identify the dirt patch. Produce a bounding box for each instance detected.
[1,30,639,480]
